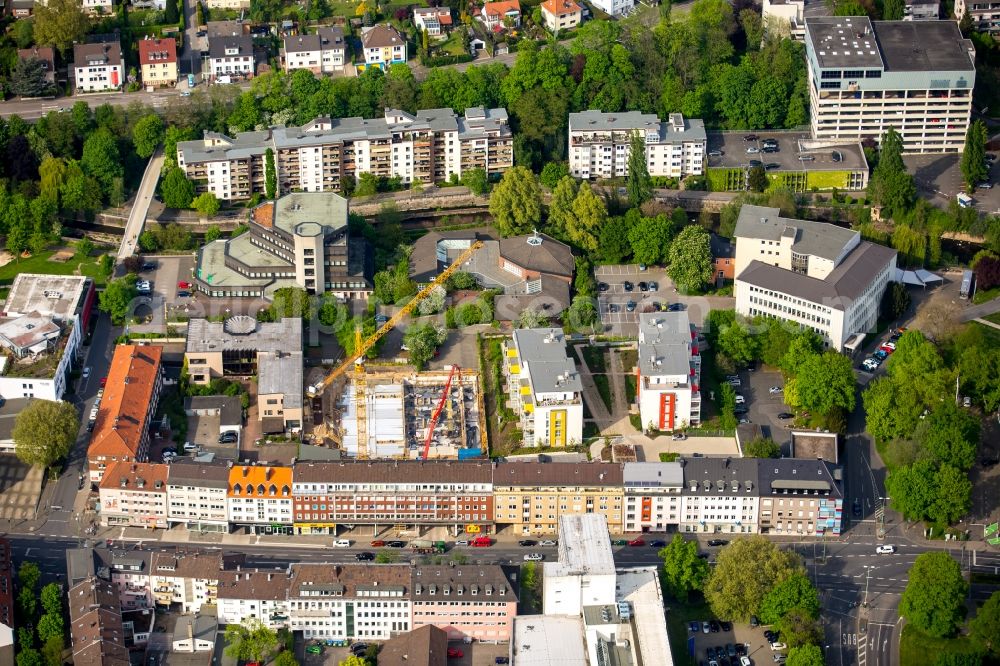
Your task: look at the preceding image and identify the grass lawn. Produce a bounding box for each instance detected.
[665,598,712,666]
[984,311,1000,325]
[581,345,607,373]
[619,348,638,372]
[625,375,637,405]
[971,321,1000,347]
[899,625,980,665]
[0,249,109,286]
[593,374,613,413]
[972,286,1000,304]
[435,30,468,56]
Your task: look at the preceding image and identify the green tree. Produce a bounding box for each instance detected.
[76,237,95,258]
[667,225,714,292]
[41,635,64,666]
[224,618,279,663]
[268,287,313,319]
[886,459,937,521]
[744,437,781,458]
[193,192,221,218]
[791,351,856,416]
[19,561,41,592]
[12,399,79,469]
[37,612,63,643]
[489,166,543,237]
[785,644,825,666]
[33,0,89,56]
[703,536,804,621]
[462,168,490,196]
[881,282,911,321]
[547,176,578,239]
[274,652,300,666]
[833,0,869,15]
[339,656,368,666]
[628,214,673,266]
[919,401,979,470]
[900,552,968,638]
[659,535,710,602]
[626,132,652,208]
[81,128,124,197]
[265,148,277,199]
[759,572,820,624]
[205,225,222,243]
[566,182,607,253]
[132,114,164,159]
[778,606,823,649]
[13,19,34,48]
[16,649,43,666]
[870,128,915,215]
[717,319,759,368]
[10,58,57,98]
[355,172,379,197]
[934,654,983,666]
[540,162,570,189]
[747,165,769,192]
[970,591,1000,655]
[161,167,196,208]
[881,0,906,18]
[403,323,447,370]
[17,588,37,622]
[41,583,62,616]
[929,463,972,525]
[99,274,140,324]
[960,120,988,191]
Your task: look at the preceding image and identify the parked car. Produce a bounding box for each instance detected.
[638,281,649,292]
[744,134,759,141]
[709,620,720,633]
[770,642,788,651]
[608,303,620,313]
[599,282,609,292]
[649,539,666,548]
[702,621,711,634]
[519,539,537,547]
[177,281,192,289]
[748,159,763,168]
[750,615,759,628]
[626,301,637,312]
[769,386,783,394]
[690,621,701,632]
[183,442,198,452]
[454,539,469,546]
[709,150,724,157]
[747,146,761,154]
[672,433,688,441]
[539,539,557,546]
[370,540,386,547]
[738,417,751,424]
[82,367,91,380]
[613,539,629,546]
[623,281,634,292]
[524,553,544,561]
[708,539,729,547]
[734,395,746,404]
[218,431,238,443]
[777,412,794,420]
[764,630,777,642]
[721,622,732,632]
[797,155,816,161]
[648,281,658,291]
[964,396,972,408]
[387,540,406,548]
[765,163,780,170]
[628,538,646,547]
[447,648,464,659]
[140,261,156,272]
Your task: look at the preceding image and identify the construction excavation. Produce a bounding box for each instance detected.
[311,367,486,460]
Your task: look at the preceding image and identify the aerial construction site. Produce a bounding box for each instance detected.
[314,366,486,460]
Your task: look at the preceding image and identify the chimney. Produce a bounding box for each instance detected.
[266,467,272,480]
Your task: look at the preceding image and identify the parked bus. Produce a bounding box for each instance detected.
[960,269,974,299]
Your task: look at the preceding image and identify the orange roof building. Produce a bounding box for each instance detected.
[227,466,294,533]
[137,37,178,88]
[87,345,163,484]
[481,0,521,29]
[540,0,582,32]
[98,461,170,528]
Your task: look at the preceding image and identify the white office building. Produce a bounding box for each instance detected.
[636,312,701,433]
[542,515,617,617]
[623,462,683,533]
[569,111,705,181]
[805,17,975,153]
[503,328,584,448]
[733,205,898,351]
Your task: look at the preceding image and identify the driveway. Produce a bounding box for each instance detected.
[904,151,1000,212]
[595,265,671,336]
[744,367,795,450]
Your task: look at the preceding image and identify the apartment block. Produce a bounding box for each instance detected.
[805,17,975,153]
[208,32,255,81]
[98,462,169,528]
[568,111,706,180]
[622,462,683,533]
[636,311,701,432]
[411,566,517,642]
[150,551,228,612]
[680,457,761,534]
[956,0,1000,35]
[493,462,624,535]
[87,346,163,483]
[166,461,231,532]
[100,550,154,610]
[73,40,123,92]
[733,205,897,351]
[227,465,294,534]
[68,577,129,666]
[138,36,177,87]
[291,461,494,534]
[217,569,292,629]
[762,0,805,40]
[758,459,843,536]
[177,108,513,201]
[283,27,346,74]
[360,24,407,69]
[503,328,584,448]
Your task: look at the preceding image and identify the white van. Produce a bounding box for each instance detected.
[334,539,352,548]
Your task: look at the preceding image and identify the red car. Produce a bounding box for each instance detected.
[99,376,107,387]
[370,540,386,547]
[879,345,894,354]
[447,648,464,659]
[628,538,645,547]
[177,281,192,289]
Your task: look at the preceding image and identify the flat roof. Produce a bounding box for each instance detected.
[872,20,974,72]
[637,312,692,378]
[271,191,349,237]
[195,238,277,289]
[186,317,302,354]
[513,616,587,666]
[4,274,90,320]
[512,328,582,394]
[734,205,859,262]
[616,568,675,666]
[805,17,884,69]
[548,514,615,577]
[257,350,303,407]
[623,462,684,487]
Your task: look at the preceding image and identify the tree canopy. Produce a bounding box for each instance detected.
[703,536,804,621]
[899,552,969,638]
[659,535,710,602]
[489,166,543,237]
[759,572,821,625]
[970,591,1000,656]
[12,399,78,469]
[33,0,89,56]
[98,274,139,325]
[224,618,279,663]
[667,225,714,293]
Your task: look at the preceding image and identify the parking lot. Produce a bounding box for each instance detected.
[905,152,1000,213]
[595,265,673,334]
[743,368,796,451]
[706,131,868,176]
[688,618,788,666]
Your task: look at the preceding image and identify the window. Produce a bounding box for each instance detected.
[821,70,841,80]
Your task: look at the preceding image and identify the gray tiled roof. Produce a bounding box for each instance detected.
[736,240,896,309]
[283,26,344,54]
[511,328,582,394]
[209,33,253,60]
[734,205,859,262]
[73,40,122,68]
[257,349,303,409]
[757,458,842,497]
[679,456,760,496]
[569,110,707,143]
[177,130,270,163]
[497,233,574,277]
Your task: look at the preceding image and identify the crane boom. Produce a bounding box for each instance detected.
[307,240,484,398]
[422,365,459,460]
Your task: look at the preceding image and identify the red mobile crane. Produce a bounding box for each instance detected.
[421,365,461,460]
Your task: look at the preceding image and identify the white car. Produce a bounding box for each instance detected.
[741,657,752,666]
[539,539,557,546]
[876,545,896,554]
[770,642,787,651]
[183,442,199,452]
[769,386,783,394]
[82,367,91,379]
[734,395,746,404]
[882,341,896,350]
[454,539,469,546]
[747,147,761,154]
[524,553,544,561]
[727,378,742,387]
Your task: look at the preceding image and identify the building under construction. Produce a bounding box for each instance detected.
[329,368,485,460]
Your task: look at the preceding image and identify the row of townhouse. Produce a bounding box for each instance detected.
[176,107,514,201]
[71,547,518,643]
[69,37,179,93]
[99,458,843,537]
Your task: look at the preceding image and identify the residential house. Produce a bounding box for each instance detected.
[540,0,582,32]
[166,460,231,532]
[502,328,584,447]
[72,40,123,92]
[492,462,624,535]
[10,1,34,17]
[81,0,114,13]
[98,461,169,528]
[226,465,294,534]
[359,24,407,69]
[16,46,55,84]
[172,613,218,652]
[217,569,292,629]
[481,0,521,30]
[68,577,130,666]
[410,566,517,642]
[762,0,805,40]
[679,457,760,534]
[86,345,163,483]
[757,458,843,536]
[636,311,701,432]
[622,462,683,533]
[590,0,633,16]
[150,551,228,612]
[413,7,453,36]
[138,36,178,87]
[283,26,346,74]
[208,32,255,81]
[710,235,735,283]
